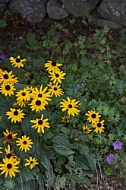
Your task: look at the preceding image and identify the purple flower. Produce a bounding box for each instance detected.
[74,84,80,91]
[106,154,117,164]
[81,82,86,87]
[0,54,7,60]
[112,140,123,150]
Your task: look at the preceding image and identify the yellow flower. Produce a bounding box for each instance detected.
[5,144,17,159]
[6,108,25,123]
[31,85,51,104]
[45,60,62,73]
[3,129,17,144]
[25,156,38,169]
[29,98,46,112]
[92,120,105,134]
[0,70,18,85]
[0,157,20,178]
[48,82,64,97]
[16,88,31,102]
[82,125,92,134]
[16,135,33,152]
[49,70,66,84]
[30,114,50,133]
[0,83,15,96]
[9,55,26,68]
[85,110,101,123]
[60,97,80,117]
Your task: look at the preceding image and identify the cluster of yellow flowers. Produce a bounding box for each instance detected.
[83,110,105,134]
[0,56,81,178]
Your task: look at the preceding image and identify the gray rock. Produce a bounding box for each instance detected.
[9,0,46,22]
[0,0,10,12]
[98,0,126,27]
[47,0,69,20]
[61,0,97,17]
[88,15,122,29]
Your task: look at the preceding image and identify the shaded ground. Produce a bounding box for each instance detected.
[0,14,126,190]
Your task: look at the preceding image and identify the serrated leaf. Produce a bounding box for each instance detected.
[53,144,74,156]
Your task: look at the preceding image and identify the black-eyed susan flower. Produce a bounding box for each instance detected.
[0,83,15,96]
[49,70,66,84]
[82,125,92,134]
[32,85,51,104]
[25,156,38,169]
[0,70,18,85]
[16,99,28,107]
[6,108,25,123]
[45,60,62,73]
[3,129,17,144]
[48,82,64,97]
[29,98,46,112]
[85,110,101,123]
[9,55,26,68]
[60,97,80,117]
[16,88,31,102]
[24,86,35,97]
[0,157,20,178]
[30,114,50,133]
[5,144,17,159]
[92,120,105,133]
[16,135,33,152]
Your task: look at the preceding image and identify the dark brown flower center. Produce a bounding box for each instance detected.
[5,85,10,90]
[23,140,27,144]
[68,104,72,108]
[30,161,33,164]
[6,153,12,159]
[52,61,56,66]
[97,123,101,127]
[55,73,59,78]
[3,74,9,79]
[38,93,42,97]
[16,58,20,63]
[38,120,43,125]
[14,111,18,116]
[7,163,12,169]
[36,100,41,106]
[91,114,96,118]
[54,87,57,91]
[7,134,12,139]
[22,92,26,96]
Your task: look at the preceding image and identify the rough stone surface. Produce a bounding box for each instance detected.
[47,0,69,20]
[9,0,46,23]
[0,0,126,27]
[98,0,126,27]
[61,0,97,17]
[0,0,10,12]
[88,15,122,29]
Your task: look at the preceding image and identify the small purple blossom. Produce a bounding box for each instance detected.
[106,154,117,164]
[0,54,7,60]
[74,84,80,91]
[112,140,123,150]
[81,82,86,87]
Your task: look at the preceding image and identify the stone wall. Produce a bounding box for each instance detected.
[0,0,126,28]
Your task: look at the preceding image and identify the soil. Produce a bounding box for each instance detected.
[0,14,126,190]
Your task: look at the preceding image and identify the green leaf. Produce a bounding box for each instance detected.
[36,172,45,190]
[53,144,74,156]
[40,150,52,171]
[76,155,90,170]
[0,19,7,28]
[52,134,72,148]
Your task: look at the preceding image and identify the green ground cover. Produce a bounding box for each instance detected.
[0,22,126,190]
